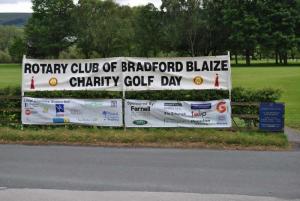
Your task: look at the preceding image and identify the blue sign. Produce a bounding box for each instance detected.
[259,103,284,132]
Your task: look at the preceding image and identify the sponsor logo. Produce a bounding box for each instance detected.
[133,120,148,125]
[193,76,204,85]
[164,102,183,111]
[53,118,70,123]
[218,115,226,121]
[70,109,81,115]
[86,102,106,109]
[191,119,210,125]
[131,106,150,112]
[56,104,64,113]
[42,106,49,113]
[164,111,187,116]
[111,100,118,108]
[55,104,64,116]
[24,100,39,108]
[25,109,32,116]
[49,77,58,87]
[102,111,119,121]
[164,103,182,107]
[77,117,98,122]
[192,111,207,118]
[191,103,211,110]
[217,115,228,125]
[216,101,227,113]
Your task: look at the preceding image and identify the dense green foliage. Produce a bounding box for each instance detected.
[0,26,24,62]
[26,0,75,58]
[0,0,299,64]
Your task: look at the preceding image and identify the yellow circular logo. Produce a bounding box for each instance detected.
[49,77,58,87]
[193,76,204,85]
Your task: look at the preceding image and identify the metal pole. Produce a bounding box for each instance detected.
[228,51,232,101]
[21,55,26,131]
[21,55,26,97]
[228,51,234,128]
[121,58,126,132]
[122,89,126,132]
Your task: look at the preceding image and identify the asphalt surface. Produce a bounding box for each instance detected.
[0,189,297,201]
[0,145,299,200]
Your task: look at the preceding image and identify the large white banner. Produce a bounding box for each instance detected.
[125,99,232,128]
[22,97,123,126]
[22,56,231,92]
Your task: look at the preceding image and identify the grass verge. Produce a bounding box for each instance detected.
[0,127,289,151]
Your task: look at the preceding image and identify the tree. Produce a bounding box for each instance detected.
[202,0,230,56]
[259,0,298,64]
[25,0,75,58]
[75,0,133,58]
[223,0,259,65]
[161,0,229,56]
[9,36,26,62]
[134,4,163,57]
[160,0,188,55]
[296,0,300,51]
[0,26,23,51]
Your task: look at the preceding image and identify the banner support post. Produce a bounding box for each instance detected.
[228,51,233,128]
[122,89,126,132]
[228,51,232,101]
[21,55,26,97]
[20,55,26,131]
[121,58,126,132]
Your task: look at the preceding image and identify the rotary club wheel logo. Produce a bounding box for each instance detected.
[193,76,204,85]
[49,77,58,87]
[216,101,227,113]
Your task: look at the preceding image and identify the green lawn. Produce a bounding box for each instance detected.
[232,66,300,129]
[0,63,300,129]
[0,64,21,88]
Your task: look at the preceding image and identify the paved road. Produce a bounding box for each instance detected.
[0,145,299,200]
[0,189,297,201]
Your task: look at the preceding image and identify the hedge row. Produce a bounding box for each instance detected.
[0,86,282,127]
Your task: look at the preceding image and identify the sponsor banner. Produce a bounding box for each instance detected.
[125,99,232,128]
[22,97,122,126]
[22,55,231,92]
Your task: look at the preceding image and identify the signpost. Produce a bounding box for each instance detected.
[259,103,285,132]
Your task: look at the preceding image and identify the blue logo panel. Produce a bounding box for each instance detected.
[55,104,64,113]
[191,103,211,110]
